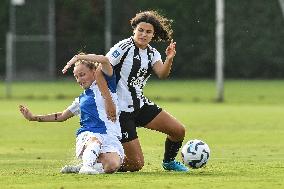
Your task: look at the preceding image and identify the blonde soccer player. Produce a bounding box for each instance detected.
[20,54,124,174]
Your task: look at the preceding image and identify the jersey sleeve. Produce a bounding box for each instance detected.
[106,38,132,66]
[67,97,80,116]
[106,46,124,66]
[102,70,117,93]
[151,48,162,66]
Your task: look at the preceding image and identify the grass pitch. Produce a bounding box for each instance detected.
[0,80,283,189]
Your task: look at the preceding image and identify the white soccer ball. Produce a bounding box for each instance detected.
[181,139,210,169]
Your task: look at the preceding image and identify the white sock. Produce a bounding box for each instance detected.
[82,142,101,167]
[93,163,105,174]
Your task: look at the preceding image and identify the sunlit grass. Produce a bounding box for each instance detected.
[0,80,283,189]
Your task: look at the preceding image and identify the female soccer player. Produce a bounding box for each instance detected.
[62,10,188,172]
[19,54,124,174]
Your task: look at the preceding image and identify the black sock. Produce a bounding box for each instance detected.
[163,138,183,163]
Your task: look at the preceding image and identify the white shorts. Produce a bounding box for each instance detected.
[76,131,124,163]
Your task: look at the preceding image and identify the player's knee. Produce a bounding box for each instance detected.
[178,125,186,138]
[172,124,186,140]
[104,160,121,174]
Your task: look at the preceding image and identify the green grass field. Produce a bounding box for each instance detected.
[0,80,284,189]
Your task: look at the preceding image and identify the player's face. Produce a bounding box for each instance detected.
[73,64,95,89]
[133,22,154,49]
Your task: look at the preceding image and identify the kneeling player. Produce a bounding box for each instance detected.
[19,53,124,174]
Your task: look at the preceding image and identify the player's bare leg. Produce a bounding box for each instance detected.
[119,138,144,172]
[98,152,122,173]
[146,110,188,172]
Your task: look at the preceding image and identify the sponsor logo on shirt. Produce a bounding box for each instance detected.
[130,68,148,88]
[134,55,140,60]
[112,50,120,58]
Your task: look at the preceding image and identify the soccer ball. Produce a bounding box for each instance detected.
[181,139,210,169]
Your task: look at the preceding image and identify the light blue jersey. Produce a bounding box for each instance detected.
[68,73,121,139]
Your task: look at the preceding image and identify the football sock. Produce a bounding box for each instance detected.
[163,138,183,163]
[82,142,101,167]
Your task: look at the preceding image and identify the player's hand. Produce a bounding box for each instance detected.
[105,99,117,122]
[62,55,78,74]
[19,105,35,121]
[165,39,176,60]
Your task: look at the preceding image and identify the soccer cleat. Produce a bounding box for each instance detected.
[162,160,189,172]
[79,165,100,175]
[60,164,82,174]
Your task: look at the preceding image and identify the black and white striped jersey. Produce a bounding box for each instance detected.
[106,37,162,112]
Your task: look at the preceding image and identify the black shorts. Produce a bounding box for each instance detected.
[119,103,162,143]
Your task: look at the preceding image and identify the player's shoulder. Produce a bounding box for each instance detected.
[108,38,134,59]
[115,37,134,50]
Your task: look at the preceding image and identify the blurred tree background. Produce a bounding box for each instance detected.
[0,0,283,79]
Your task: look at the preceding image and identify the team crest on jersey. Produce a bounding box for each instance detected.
[112,50,120,58]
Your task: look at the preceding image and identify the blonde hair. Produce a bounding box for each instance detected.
[74,53,100,70]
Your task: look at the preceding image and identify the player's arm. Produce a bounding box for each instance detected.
[65,54,116,121]
[19,105,74,122]
[76,54,113,76]
[153,39,176,79]
[62,54,112,76]
[95,66,116,122]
